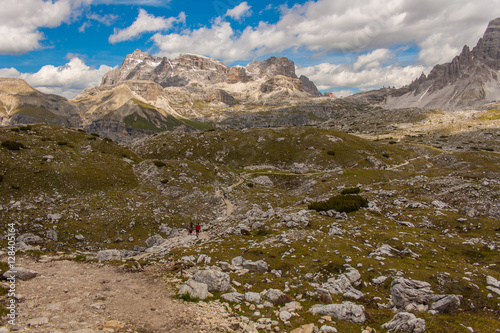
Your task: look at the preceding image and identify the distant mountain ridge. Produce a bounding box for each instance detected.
[379,17,500,110]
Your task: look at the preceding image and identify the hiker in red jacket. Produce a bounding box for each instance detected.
[195,223,201,237]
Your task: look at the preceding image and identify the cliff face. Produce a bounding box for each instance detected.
[384,17,500,110]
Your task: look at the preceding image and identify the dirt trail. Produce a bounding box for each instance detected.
[13,256,236,333]
[217,176,244,221]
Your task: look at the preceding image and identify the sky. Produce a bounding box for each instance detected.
[0,0,499,98]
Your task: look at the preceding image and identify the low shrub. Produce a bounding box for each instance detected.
[154,161,166,167]
[247,183,254,188]
[341,187,361,195]
[160,179,169,184]
[327,150,336,156]
[308,194,368,213]
[87,136,97,141]
[19,125,32,131]
[1,140,25,151]
[382,153,390,158]
[57,141,68,146]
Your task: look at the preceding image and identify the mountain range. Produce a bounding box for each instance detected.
[1,17,500,142]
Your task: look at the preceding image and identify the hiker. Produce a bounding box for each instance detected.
[188,222,194,235]
[195,223,201,237]
[223,192,227,199]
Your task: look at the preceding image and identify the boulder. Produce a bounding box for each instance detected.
[310,301,366,323]
[145,234,164,248]
[221,292,244,303]
[264,288,286,303]
[320,325,338,333]
[279,310,292,322]
[193,269,230,292]
[241,259,269,273]
[430,295,461,313]
[253,176,274,186]
[178,279,208,300]
[96,249,122,261]
[3,267,38,281]
[17,233,43,244]
[291,163,309,174]
[245,292,261,303]
[390,278,434,310]
[381,312,426,333]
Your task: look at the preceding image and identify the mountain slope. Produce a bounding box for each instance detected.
[383,17,500,110]
[0,78,80,126]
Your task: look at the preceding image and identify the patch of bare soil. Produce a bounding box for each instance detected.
[13,256,238,333]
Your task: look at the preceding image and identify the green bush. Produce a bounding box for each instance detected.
[382,153,390,158]
[57,141,68,146]
[247,183,254,188]
[1,140,25,151]
[160,179,169,184]
[327,150,336,156]
[341,187,361,195]
[19,125,32,131]
[10,128,20,132]
[87,136,97,141]
[0,175,3,183]
[308,194,368,213]
[154,161,166,167]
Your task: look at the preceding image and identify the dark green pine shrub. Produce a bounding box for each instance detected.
[1,140,25,151]
[154,160,166,167]
[341,187,361,195]
[327,150,336,156]
[308,195,368,213]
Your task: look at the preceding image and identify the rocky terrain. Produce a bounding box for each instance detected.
[0,13,500,333]
[0,120,499,332]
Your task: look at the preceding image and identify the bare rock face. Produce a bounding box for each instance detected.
[206,89,236,105]
[101,50,230,88]
[0,78,81,127]
[226,66,251,84]
[246,57,298,79]
[379,17,500,110]
[299,75,322,96]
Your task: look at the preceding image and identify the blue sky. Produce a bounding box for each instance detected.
[0,0,499,98]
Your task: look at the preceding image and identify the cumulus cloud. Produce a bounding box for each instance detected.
[152,0,498,66]
[109,9,185,44]
[296,52,430,93]
[94,0,171,6]
[1,57,114,98]
[0,0,86,54]
[225,2,252,21]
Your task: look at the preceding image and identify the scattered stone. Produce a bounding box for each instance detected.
[96,249,122,261]
[74,234,85,241]
[178,279,209,300]
[245,292,261,303]
[264,288,286,303]
[3,267,38,281]
[291,163,309,174]
[320,325,338,333]
[390,278,434,310]
[430,295,461,313]
[279,310,292,322]
[221,292,244,303]
[27,317,48,326]
[145,234,164,248]
[381,312,426,333]
[253,176,274,186]
[290,324,316,333]
[310,301,366,323]
[193,268,230,292]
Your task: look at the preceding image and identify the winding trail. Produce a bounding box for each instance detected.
[217,176,244,221]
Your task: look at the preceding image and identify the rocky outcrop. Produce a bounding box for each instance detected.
[299,75,322,96]
[310,301,366,323]
[381,312,426,333]
[193,268,230,292]
[246,57,298,79]
[0,78,81,127]
[205,89,236,105]
[382,17,500,110]
[226,66,251,84]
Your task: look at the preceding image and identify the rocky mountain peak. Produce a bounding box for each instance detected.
[380,17,500,110]
[246,57,298,79]
[472,17,500,70]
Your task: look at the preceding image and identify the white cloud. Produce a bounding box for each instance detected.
[353,49,392,71]
[152,18,250,62]
[225,2,252,21]
[297,52,430,92]
[1,57,114,98]
[151,0,499,67]
[0,0,86,54]
[109,9,185,44]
